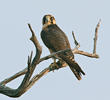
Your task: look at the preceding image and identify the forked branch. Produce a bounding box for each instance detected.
[0,20,101,97]
[0,24,42,97]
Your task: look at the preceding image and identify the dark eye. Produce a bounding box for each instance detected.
[50,17,54,21]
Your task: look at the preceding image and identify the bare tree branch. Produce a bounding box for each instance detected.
[74,49,99,58]
[0,49,70,85]
[0,68,27,85]
[0,24,42,97]
[0,20,101,98]
[93,19,101,54]
[72,31,80,48]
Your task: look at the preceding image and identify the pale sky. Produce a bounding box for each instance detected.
[0,0,109,100]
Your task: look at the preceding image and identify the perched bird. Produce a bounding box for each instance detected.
[40,14,85,80]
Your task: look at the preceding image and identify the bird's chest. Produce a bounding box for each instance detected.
[41,26,70,52]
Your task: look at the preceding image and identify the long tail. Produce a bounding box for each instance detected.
[59,51,85,80]
[68,60,85,80]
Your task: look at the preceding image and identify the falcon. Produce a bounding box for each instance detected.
[40,14,85,80]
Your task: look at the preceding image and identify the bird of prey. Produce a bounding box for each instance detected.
[40,14,85,80]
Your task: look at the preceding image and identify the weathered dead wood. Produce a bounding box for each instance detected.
[0,24,42,97]
[0,20,101,97]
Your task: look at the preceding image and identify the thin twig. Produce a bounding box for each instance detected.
[74,49,99,58]
[72,31,80,48]
[93,19,101,54]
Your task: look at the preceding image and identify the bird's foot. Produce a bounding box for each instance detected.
[49,61,59,72]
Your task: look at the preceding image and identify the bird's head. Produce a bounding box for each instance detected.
[42,14,56,29]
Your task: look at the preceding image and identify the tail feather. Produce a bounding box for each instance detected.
[59,52,85,80]
[69,66,82,80]
[69,61,85,80]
